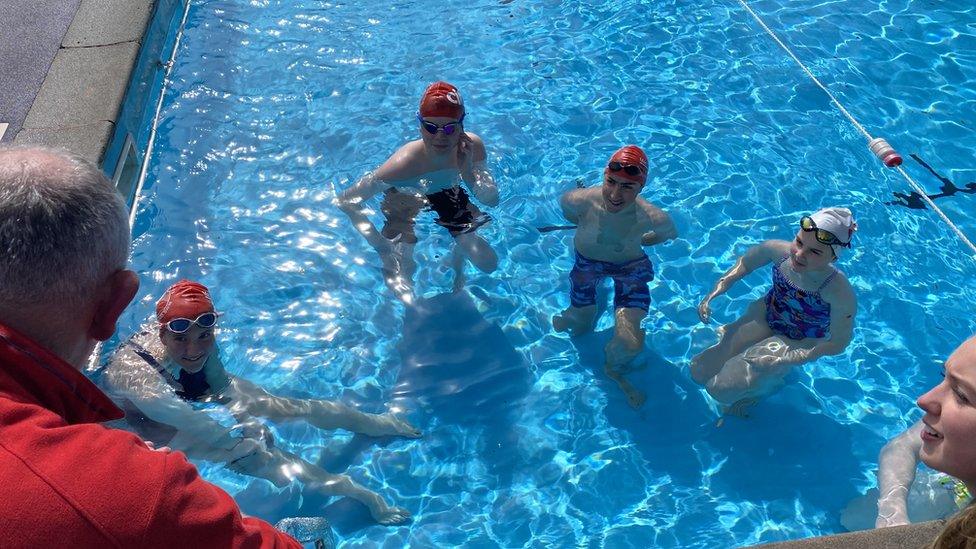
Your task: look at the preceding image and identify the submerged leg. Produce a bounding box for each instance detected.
[229,444,411,525]
[705,335,808,408]
[380,241,418,304]
[450,244,466,293]
[379,189,423,302]
[226,378,421,438]
[690,298,771,385]
[553,304,598,336]
[290,399,421,438]
[454,231,498,274]
[604,307,647,409]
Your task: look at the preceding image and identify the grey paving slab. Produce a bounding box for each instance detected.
[0,0,82,140]
[757,520,944,549]
[15,122,114,163]
[22,42,140,128]
[63,0,153,48]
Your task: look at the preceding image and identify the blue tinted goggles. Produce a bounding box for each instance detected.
[166,312,218,334]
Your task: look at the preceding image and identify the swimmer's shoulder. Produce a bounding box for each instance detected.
[374,140,430,183]
[464,132,487,161]
[635,198,670,224]
[109,329,163,365]
[744,239,789,264]
[822,268,856,308]
[104,328,168,389]
[563,187,600,213]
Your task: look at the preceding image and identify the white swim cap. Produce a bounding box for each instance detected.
[809,207,857,257]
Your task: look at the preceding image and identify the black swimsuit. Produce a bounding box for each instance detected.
[381,186,490,243]
[175,368,212,401]
[125,335,211,401]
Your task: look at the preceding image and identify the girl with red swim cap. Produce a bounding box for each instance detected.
[337,81,499,302]
[553,145,678,408]
[105,279,422,525]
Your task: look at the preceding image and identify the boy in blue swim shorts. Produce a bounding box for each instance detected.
[554,145,677,408]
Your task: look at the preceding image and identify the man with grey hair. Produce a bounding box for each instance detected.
[0,145,300,547]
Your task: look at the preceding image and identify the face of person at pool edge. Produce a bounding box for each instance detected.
[917,336,976,489]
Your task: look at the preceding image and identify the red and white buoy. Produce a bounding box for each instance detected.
[868,137,902,167]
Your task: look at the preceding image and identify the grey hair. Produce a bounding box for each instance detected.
[0,144,131,309]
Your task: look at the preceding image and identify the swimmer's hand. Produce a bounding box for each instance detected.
[697,298,713,323]
[456,132,474,174]
[144,440,171,453]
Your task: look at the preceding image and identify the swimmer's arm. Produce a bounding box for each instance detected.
[559,188,589,224]
[105,353,243,451]
[336,170,393,250]
[875,421,923,527]
[459,134,499,206]
[338,144,427,250]
[223,376,313,421]
[699,241,780,321]
[638,201,678,246]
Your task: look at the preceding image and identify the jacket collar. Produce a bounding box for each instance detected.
[0,321,123,424]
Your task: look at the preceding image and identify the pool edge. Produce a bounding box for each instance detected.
[755,519,944,548]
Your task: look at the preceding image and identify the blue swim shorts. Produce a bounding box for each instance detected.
[569,251,655,311]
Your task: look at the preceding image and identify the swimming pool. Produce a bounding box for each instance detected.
[117,0,976,546]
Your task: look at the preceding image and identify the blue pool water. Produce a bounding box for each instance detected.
[117,0,976,546]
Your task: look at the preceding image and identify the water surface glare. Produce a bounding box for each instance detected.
[121,0,976,546]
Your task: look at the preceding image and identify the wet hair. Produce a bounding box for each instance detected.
[929,502,976,548]
[0,145,130,310]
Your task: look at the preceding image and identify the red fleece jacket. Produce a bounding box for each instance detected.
[0,322,300,548]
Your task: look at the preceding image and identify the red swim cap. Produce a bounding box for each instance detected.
[156,280,215,323]
[605,145,649,184]
[419,81,464,119]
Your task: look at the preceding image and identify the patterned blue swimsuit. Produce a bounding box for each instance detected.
[764,256,837,340]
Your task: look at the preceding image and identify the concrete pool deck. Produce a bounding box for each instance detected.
[0,1,958,547]
[761,519,945,549]
[0,0,153,163]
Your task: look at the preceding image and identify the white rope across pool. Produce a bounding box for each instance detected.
[737,0,976,258]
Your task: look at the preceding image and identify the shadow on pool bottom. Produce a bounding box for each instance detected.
[569,326,867,539]
[232,290,869,543]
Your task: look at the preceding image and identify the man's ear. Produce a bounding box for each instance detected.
[89,269,140,341]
